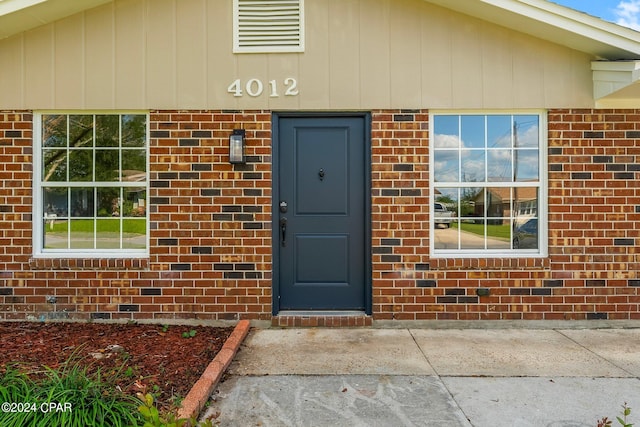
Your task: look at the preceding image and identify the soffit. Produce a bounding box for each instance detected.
[0,0,112,40]
[423,0,640,60]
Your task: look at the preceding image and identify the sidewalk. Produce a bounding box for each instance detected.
[203,327,640,426]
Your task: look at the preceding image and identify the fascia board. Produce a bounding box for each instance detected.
[424,0,640,59]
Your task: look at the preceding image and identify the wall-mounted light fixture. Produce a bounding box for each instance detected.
[229,129,246,164]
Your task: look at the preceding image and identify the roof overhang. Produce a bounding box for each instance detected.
[0,0,112,40]
[592,61,640,108]
[423,0,640,60]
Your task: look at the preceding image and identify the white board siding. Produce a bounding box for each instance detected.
[0,0,595,110]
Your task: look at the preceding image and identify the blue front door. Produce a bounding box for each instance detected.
[275,115,368,311]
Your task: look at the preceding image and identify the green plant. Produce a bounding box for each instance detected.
[161,324,170,333]
[0,355,142,427]
[182,329,197,339]
[137,393,215,427]
[598,403,633,427]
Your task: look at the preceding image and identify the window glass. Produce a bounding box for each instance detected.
[432,113,544,256]
[37,113,148,255]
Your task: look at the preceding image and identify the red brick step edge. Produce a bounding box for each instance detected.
[176,319,251,421]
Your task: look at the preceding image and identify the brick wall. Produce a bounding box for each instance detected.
[0,108,639,322]
[371,108,640,321]
[0,110,272,322]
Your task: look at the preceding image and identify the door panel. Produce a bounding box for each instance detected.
[277,116,366,311]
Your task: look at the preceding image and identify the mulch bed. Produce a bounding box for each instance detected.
[0,322,233,412]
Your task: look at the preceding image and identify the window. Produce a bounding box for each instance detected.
[233,0,305,53]
[34,113,148,257]
[430,112,546,257]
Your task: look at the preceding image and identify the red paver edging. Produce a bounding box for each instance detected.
[176,319,251,421]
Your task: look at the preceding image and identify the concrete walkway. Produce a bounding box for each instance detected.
[202,327,640,426]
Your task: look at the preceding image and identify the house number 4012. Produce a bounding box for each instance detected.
[227,78,299,97]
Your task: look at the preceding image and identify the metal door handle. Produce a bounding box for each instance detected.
[280,217,287,247]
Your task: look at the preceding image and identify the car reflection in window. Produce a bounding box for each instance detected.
[513,218,538,249]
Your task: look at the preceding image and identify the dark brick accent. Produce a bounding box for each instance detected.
[401,189,421,197]
[0,205,11,212]
[606,164,626,171]
[141,288,162,296]
[158,238,178,246]
[393,164,413,171]
[571,172,591,180]
[192,163,212,171]
[583,131,604,138]
[243,172,262,179]
[625,131,640,138]
[158,172,178,179]
[458,296,479,304]
[437,296,458,304]
[150,197,170,204]
[628,164,640,171]
[118,304,140,312]
[224,272,244,279]
[234,214,254,222]
[179,172,199,179]
[0,288,14,295]
[150,130,170,138]
[549,164,563,172]
[381,238,401,246]
[213,214,232,221]
[509,288,531,295]
[90,312,111,320]
[244,189,262,196]
[614,238,634,246]
[445,288,465,296]
[179,138,198,146]
[593,156,612,163]
[381,189,400,196]
[587,312,608,320]
[614,172,635,180]
[544,279,563,287]
[393,114,414,122]
[243,206,262,213]
[192,130,212,138]
[222,205,242,212]
[381,255,402,262]
[5,130,22,137]
[243,223,263,229]
[192,247,213,254]
[150,180,170,188]
[170,263,191,271]
[417,280,436,288]
[214,263,233,270]
[373,247,393,254]
[548,147,563,155]
[235,263,255,271]
[201,189,221,196]
[532,288,552,296]
[629,280,640,287]
[586,280,606,287]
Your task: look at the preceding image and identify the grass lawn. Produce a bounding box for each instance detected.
[47,218,146,235]
[452,221,511,240]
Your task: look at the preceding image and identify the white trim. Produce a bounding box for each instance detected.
[592,60,640,101]
[423,0,640,60]
[0,0,46,17]
[32,111,150,258]
[429,110,548,259]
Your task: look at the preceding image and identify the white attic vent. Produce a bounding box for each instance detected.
[233,0,304,53]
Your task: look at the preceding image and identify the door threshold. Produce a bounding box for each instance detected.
[273,311,372,327]
[278,310,366,316]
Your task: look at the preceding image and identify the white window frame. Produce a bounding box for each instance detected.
[429,110,548,258]
[233,0,305,53]
[33,111,150,258]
